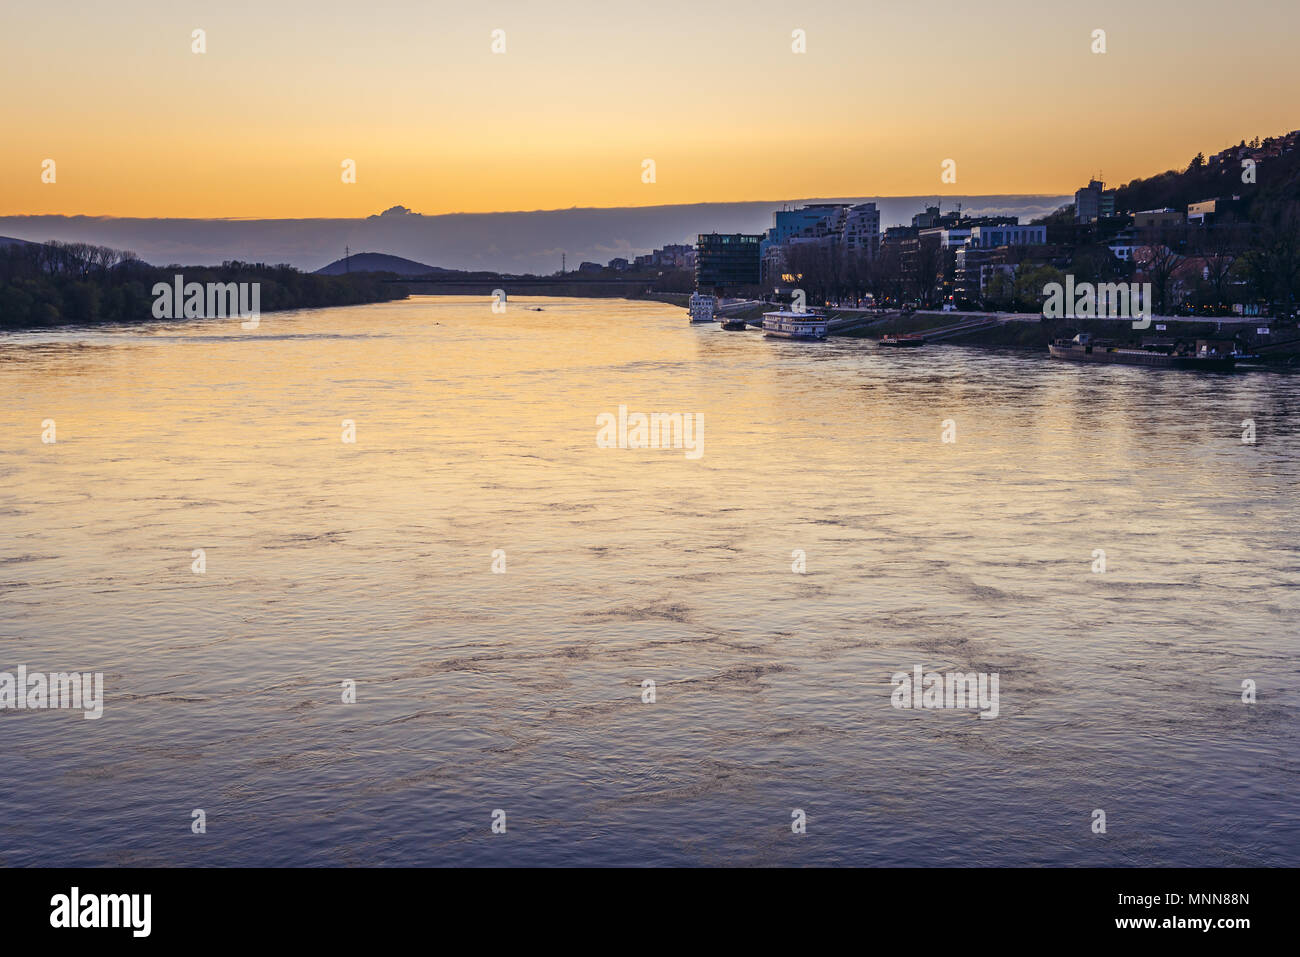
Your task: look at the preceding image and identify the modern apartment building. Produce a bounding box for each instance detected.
[967,224,1047,247]
[843,203,881,258]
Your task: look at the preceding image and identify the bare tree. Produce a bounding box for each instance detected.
[909,235,944,306]
[1136,243,1182,314]
[1197,227,1238,315]
[1242,202,1300,318]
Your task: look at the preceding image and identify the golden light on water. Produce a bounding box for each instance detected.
[4,299,1296,867]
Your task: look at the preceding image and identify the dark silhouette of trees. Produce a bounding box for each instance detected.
[870,245,904,305]
[908,236,944,307]
[1135,243,1182,314]
[1193,226,1243,315]
[1242,203,1300,318]
[0,241,406,329]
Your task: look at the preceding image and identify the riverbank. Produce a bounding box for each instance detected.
[641,293,1300,363]
[856,311,1300,362]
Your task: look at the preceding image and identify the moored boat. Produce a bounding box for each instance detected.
[688,292,716,323]
[1048,333,1236,371]
[720,318,749,331]
[880,333,925,347]
[762,311,828,340]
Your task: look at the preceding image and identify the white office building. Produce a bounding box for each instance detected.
[967,224,1047,248]
[843,203,881,259]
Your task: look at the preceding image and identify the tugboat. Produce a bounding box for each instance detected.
[688,292,716,323]
[720,317,749,331]
[880,333,925,347]
[1048,333,1236,371]
[762,310,829,341]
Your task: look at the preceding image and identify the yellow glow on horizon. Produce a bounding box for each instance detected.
[2,0,1297,218]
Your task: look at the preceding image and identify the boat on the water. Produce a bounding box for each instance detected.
[1048,333,1236,371]
[720,318,749,331]
[880,333,925,347]
[762,311,829,340]
[688,292,716,323]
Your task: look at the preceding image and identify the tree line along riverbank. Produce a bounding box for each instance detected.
[0,242,408,329]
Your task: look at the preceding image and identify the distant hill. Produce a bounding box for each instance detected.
[315,252,450,276]
[1112,130,1300,217]
[0,236,33,247]
[0,197,1069,274]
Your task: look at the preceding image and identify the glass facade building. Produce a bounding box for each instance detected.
[695,233,763,289]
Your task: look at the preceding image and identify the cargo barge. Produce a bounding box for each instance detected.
[1048,334,1236,372]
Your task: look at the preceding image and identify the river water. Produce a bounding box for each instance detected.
[1,296,1296,866]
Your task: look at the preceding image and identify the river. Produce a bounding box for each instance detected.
[1,296,1296,866]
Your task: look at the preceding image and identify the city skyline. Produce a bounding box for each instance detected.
[3,0,1298,218]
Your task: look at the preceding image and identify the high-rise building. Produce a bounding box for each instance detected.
[695,233,762,289]
[1075,179,1117,223]
[758,202,882,283]
[843,203,881,259]
[768,205,847,244]
[913,205,942,229]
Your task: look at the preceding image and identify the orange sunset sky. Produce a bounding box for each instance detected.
[2,0,1296,219]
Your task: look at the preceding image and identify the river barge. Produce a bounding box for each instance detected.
[1048,334,1236,371]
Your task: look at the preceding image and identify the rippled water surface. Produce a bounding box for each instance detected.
[1,297,1297,866]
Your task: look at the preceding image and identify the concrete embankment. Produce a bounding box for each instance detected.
[636,294,1300,362]
[862,312,1300,361]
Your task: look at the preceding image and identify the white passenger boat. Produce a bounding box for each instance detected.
[688,293,716,323]
[762,311,828,340]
